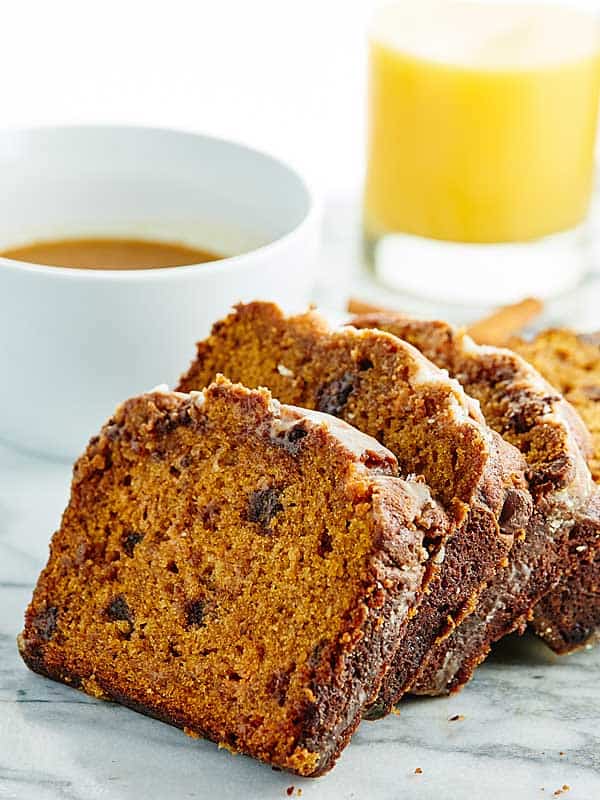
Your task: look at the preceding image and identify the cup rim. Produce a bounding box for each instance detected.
[0,124,320,282]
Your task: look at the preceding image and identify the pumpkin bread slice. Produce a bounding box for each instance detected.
[19,378,452,776]
[178,302,531,717]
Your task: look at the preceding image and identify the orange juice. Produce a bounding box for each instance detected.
[364,2,600,245]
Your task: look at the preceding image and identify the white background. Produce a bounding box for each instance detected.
[2,0,598,203]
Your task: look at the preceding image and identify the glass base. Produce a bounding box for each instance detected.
[364,225,590,307]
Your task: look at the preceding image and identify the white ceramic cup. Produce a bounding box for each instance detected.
[0,126,320,460]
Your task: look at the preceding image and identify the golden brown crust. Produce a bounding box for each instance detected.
[178,302,530,714]
[19,378,449,776]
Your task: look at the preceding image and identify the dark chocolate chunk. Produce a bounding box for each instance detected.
[316,373,355,417]
[318,530,333,557]
[185,599,206,628]
[121,532,144,557]
[274,424,309,456]
[247,488,284,533]
[499,488,531,534]
[562,622,592,647]
[287,427,308,444]
[106,595,133,623]
[423,396,439,418]
[154,408,193,436]
[507,411,528,435]
[168,642,182,657]
[506,393,560,435]
[32,606,58,642]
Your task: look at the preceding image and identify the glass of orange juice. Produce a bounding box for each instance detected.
[364,1,600,306]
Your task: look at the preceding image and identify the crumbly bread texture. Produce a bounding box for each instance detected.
[351,313,594,691]
[178,302,531,716]
[511,329,600,652]
[511,330,600,481]
[19,378,451,776]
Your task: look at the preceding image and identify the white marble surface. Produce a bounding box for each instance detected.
[1,438,600,800]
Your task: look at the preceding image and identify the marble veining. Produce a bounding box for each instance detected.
[1,437,600,800]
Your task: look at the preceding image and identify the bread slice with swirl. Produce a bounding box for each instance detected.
[351,312,596,694]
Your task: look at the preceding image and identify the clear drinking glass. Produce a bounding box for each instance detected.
[363,1,600,307]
